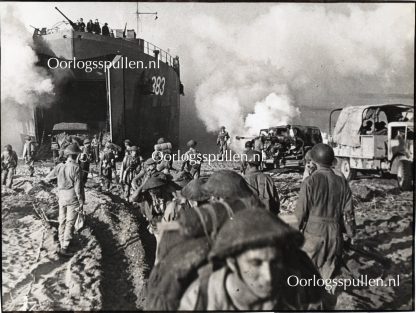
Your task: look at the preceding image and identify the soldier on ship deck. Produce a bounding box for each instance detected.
[102,23,110,36]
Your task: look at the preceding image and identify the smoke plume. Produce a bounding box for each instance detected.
[170,4,414,151]
[1,5,55,153]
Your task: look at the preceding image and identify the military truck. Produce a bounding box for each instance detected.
[329,104,414,190]
[236,125,323,170]
[50,122,90,159]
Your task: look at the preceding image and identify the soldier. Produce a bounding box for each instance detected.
[121,146,142,201]
[181,140,202,179]
[144,170,264,311]
[1,145,18,188]
[86,19,94,33]
[130,158,162,202]
[100,142,116,192]
[91,134,100,164]
[240,141,253,174]
[124,139,132,157]
[295,143,356,281]
[179,208,324,310]
[163,177,210,223]
[102,22,110,36]
[80,138,94,184]
[139,176,176,234]
[44,144,85,257]
[22,136,36,177]
[93,19,101,34]
[244,150,280,215]
[154,137,174,174]
[217,126,230,157]
[78,18,86,32]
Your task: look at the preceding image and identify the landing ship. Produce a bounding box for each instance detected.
[32,7,183,156]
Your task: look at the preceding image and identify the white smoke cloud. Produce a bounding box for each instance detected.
[173,3,414,150]
[1,5,55,153]
[245,93,300,135]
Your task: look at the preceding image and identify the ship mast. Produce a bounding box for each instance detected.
[133,2,158,35]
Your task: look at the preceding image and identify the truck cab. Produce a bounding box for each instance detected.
[329,104,413,190]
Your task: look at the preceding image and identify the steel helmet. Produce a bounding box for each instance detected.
[245,150,262,166]
[83,138,91,144]
[310,143,335,166]
[202,170,254,200]
[181,178,210,202]
[124,139,132,145]
[142,176,167,191]
[64,143,82,156]
[187,139,197,148]
[209,208,304,260]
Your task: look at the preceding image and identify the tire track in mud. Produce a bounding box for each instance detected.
[86,190,154,310]
[89,215,138,310]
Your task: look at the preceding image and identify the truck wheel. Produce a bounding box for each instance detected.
[340,158,357,181]
[397,160,413,191]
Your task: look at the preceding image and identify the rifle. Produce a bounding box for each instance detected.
[55,7,77,30]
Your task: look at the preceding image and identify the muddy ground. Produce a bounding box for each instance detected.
[1,160,414,310]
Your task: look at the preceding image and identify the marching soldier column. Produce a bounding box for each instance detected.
[1,126,357,309]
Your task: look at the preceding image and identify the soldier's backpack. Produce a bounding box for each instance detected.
[143,197,259,310]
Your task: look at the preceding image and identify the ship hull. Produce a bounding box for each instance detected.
[33,30,181,156]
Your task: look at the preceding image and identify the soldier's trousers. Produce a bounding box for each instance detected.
[93,146,100,164]
[25,157,35,177]
[58,200,79,249]
[1,168,15,188]
[101,169,112,190]
[218,142,227,156]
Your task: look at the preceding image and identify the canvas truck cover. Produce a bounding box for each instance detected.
[52,122,89,132]
[332,106,365,147]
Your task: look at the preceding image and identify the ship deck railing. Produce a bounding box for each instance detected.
[36,27,177,68]
[142,40,174,66]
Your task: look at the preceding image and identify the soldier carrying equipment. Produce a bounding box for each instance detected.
[1,144,18,188]
[181,140,202,179]
[120,145,142,201]
[44,143,85,257]
[22,136,37,177]
[217,126,230,157]
[244,150,280,215]
[179,208,325,310]
[295,143,356,282]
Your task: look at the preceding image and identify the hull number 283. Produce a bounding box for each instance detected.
[152,76,166,95]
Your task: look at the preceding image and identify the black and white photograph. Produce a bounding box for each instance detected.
[0,1,414,311]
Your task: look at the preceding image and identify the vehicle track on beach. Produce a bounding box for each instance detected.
[85,188,154,310]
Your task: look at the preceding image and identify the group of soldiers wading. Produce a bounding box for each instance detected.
[1,125,356,310]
